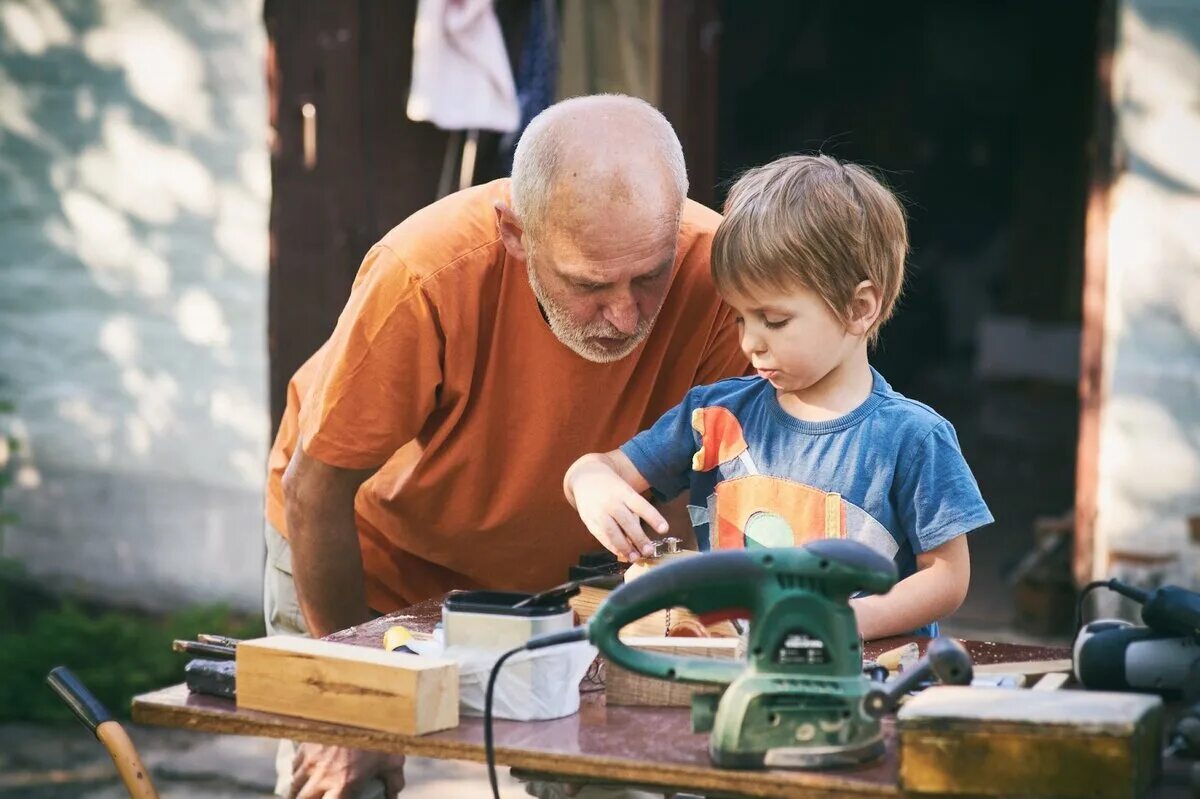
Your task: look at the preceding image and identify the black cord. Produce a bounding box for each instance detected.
[485,645,526,799]
[1075,579,1114,635]
[484,628,589,799]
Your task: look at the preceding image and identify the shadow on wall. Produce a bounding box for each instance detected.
[0,1,269,610]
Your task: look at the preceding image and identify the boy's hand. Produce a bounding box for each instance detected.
[565,453,668,562]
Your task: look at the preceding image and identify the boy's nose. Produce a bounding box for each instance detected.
[741,331,767,356]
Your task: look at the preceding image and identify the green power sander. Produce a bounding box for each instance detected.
[486,540,972,793]
[590,539,898,769]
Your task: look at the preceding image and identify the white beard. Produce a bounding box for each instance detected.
[526,262,656,363]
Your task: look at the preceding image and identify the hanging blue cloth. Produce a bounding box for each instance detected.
[501,0,558,172]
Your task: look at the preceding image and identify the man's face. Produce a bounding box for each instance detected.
[525,218,678,363]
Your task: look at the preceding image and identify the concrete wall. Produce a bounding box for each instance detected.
[1095,0,1200,585]
[0,1,268,611]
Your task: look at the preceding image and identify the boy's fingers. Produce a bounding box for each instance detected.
[613,505,651,560]
[589,516,636,562]
[626,492,669,536]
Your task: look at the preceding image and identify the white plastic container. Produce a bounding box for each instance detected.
[438,590,591,720]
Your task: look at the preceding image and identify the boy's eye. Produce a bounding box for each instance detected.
[734,316,745,326]
[764,317,790,329]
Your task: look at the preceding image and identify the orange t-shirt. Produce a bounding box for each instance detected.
[265,179,748,612]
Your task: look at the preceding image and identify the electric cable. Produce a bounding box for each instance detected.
[485,628,588,799]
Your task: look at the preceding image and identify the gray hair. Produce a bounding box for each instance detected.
[510,94,688,238]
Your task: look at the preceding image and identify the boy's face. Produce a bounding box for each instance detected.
[724,283,859,394]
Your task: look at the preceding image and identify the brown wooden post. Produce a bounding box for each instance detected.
[1074,0,1120,586]
[264,1,451,435]
[658,0,720,209]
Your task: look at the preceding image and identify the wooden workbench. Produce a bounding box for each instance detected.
[133,600,1076,798]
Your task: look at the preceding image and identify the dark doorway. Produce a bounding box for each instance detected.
[716,1,1103,636]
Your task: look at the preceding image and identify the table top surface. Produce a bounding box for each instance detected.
[133,597,1081,798]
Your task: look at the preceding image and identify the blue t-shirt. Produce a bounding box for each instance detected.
[620,368,993,635]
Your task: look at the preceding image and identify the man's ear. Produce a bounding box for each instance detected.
[494,201,528,262]
[847,280,882,337]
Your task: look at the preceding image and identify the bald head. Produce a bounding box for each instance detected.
[510,94,689,241]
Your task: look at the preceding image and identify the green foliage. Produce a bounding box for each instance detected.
[0,397,14,550]
[0,576,264,721]
[0,397,264,722]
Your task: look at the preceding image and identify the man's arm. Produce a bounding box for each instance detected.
[281,442,377,638]
[850,534,970,641]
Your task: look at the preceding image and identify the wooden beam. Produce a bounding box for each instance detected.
[236,636,459,736]
[1074,0,1119,586]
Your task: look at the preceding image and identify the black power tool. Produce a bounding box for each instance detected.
[1074,578,1200,698]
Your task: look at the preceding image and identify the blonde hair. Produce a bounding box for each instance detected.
[712,154,908,342]
[511,94,687,238]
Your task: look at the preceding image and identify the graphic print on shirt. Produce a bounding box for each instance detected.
[687,406,898,559]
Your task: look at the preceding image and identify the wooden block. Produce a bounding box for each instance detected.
[236,637,458,735]
[899,686,1162,799]
[569,586,739,638]
[605,637,740,707]
[1032,671,1071,691]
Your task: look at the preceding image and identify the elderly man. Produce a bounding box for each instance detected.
[264,94,747,797]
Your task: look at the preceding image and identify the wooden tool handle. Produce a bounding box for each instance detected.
[97,721,159,799]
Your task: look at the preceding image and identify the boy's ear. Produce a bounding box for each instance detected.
[847,280,882,337]
[494,201,528,262]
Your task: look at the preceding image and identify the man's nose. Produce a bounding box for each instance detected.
[603,294,640,335]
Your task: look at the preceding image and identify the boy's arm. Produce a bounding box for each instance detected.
[565,450,667,563]
[850,534,970,641]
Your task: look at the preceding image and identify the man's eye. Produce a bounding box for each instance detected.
[577,282,605,292]
[764,318,790,329]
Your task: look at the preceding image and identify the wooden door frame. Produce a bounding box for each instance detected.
[1074,0,1119,586]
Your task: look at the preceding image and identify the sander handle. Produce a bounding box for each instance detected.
[588,542,896,686]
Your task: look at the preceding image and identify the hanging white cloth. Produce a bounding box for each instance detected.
[407,0,520,133]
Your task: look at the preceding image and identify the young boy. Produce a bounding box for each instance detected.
[563,154,992,639]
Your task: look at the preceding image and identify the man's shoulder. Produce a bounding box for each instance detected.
[375,180,510,281]
[677,198,722,261]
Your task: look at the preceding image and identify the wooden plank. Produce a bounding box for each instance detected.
[972,658,1073,676]
[605,637,740,707]
[236,636,459,736]
[899,686,1161,799]
[569,585,739,638]
[1032,672,1071,691]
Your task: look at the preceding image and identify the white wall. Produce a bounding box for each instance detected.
[1095,0,1200,584]
[0,0,268,610]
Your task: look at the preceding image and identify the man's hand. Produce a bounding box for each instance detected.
[289,743,406,799]
[564,451,665,563]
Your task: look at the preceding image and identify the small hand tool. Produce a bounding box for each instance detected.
[171,639,236,660]
[46,666,159,799]
[862,636,974,716]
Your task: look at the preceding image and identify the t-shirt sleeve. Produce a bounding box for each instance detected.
[298,245,443,470]
[695,304,753,384]
[619,392,699,501]
[894,421,994,554]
